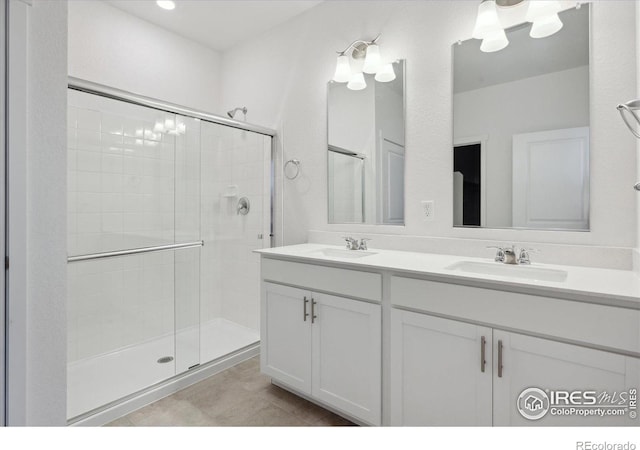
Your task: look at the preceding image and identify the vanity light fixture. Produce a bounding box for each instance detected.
[471,0,566,53]
[347,73,367,91]
[374,63,396,83]
[332,35,396,90]
[526,0,563,38]
[472,0,509,52]
[156,1,176,10]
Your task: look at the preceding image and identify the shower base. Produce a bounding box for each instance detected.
[67,318,259,420]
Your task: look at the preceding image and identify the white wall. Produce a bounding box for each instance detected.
[26,0,68,425]
[454,65,590,228]
[221,0,637,248]
[68,0,222,114]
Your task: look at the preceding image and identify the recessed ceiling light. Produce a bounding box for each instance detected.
[156,1,176,10]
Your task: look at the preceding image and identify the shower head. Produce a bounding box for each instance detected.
[227,107,248,119]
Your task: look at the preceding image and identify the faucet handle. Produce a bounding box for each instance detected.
[358,238,371,251]
[486,246,506,262]
[517,247,538,265]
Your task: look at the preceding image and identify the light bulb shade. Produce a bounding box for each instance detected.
[156,1,176,10]
[375,63,396,82]
[347,72,367,91]
[480,28,509,53]
[333,55,352,83]
[362,44,382,74]
[472,0,502,40]
[529,13,563,38]
[526,0,561,23]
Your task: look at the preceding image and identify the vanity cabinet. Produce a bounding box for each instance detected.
[391,308,639,426]
[390,309,492,425]
[493,330,639,426]
[261,280,382,425]
[257,249,640,428]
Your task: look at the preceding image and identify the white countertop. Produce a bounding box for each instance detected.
[255,243,640,310]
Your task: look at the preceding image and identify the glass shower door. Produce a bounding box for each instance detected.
[66,90,202,419]
[67,86,271,421]
[199,123,271,364]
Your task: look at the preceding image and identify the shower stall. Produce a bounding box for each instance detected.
[66,80,274,422]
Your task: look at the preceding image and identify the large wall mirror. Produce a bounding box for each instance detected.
[328,60,405,225]
[452,5,590,230]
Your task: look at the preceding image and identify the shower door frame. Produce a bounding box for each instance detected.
[66,78,277,424]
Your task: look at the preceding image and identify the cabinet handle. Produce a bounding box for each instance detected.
[480,336,486,373]
[498,340,504,378]
[311,298,317,324]
[303,296,309,322]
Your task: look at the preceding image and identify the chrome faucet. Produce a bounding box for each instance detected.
[343,237,359,250]
[488,245,536,265]
[358,238,371,251]
[343,237,371,251]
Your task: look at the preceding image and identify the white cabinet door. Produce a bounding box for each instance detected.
[390,309,493,426]
[311,293,382,425]
[493,331,640,426]
[261,283,312,394]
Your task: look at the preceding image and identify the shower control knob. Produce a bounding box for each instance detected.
[635,182,640,191]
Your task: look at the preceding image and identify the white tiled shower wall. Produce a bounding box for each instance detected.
[68,94,179,256]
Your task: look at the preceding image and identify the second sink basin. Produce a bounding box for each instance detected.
[445,261,567,282]
[311,248,377,259]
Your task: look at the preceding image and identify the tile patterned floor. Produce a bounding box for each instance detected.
[106,356,355,427]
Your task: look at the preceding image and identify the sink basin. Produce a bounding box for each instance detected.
[445,261,567,282]
[311,248,377,259]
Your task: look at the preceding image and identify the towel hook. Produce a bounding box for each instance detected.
[617,100,640,191]
[617,99,640,139]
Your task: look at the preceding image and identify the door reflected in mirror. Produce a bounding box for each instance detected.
[453,5,590,231]
[328,60,405,225]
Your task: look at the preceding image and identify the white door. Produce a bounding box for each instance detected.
[261,283,312,394]
[512,127,589,229]
[311,293,381,425]
[493,331,640,426]
[380,138,405,224]
[390,309,493,426]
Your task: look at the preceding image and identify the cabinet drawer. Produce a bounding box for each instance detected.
[262,258,382,302]
[391,276,640,355]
